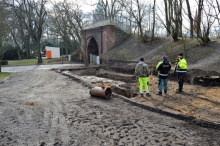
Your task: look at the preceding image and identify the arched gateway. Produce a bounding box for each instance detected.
[81,26,130,64]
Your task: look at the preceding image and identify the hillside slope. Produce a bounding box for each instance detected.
[100,35,172,61]
[101,35,220,72]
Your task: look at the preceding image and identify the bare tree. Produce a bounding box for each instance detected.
[185,0,194,38]
[151,0,156,42]
[157,0,183,41]
[50,0,90,66]
[197,0,204,38]
[120,0,149,43]
[4,20,22,60]
[206,0,220,26]
[0,2,9,72]
[9,0,47,63]
[93,0,122,21]
[12,2,31,59]
[49,3,70,55]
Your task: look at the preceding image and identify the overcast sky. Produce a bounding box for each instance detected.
[52,0,219,32]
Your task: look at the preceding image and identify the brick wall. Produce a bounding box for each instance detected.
[81,25,130,57]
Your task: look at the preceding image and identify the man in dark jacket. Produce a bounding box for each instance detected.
[175,53,187,93]
[156,55,171,95]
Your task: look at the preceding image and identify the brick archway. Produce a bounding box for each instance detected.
[88,37,99,56]
[86,36,99,55]
[81,25,130,63]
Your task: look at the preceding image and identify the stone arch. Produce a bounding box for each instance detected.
[87,37,99,56]
[87,37,99,63]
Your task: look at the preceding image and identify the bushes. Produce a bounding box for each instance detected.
[0,60,8,65]
[2,46,21,60]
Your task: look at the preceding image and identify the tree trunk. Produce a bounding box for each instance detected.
[139,22,145,43]
[22,33,31,59]
[65,39,69,55]
[26,35,31,59]
[151,0,156,42]
[82,32,89,67]
[173,33,179,42]
[19,23,31,59]
[0,34,2,72]
[197,0,203,38]
[36,39,42,63]
[164,0,169,37]
[24,42,31,59]
[186,0,193,38]
[0,59,1,72]
[17,48,21,60]
[179,0,183,37]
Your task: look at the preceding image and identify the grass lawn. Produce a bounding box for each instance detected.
[0,72,11,81]
[4,58,73,66]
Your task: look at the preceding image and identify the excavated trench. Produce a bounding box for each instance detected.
[64,66,220,123]
[66,66,220,98]
[78,69,138,98]
[99,64,220,87]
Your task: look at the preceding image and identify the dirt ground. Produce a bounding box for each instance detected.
[1,70,220,145]
[69,68,220,123]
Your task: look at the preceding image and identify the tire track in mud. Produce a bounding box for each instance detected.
[1,70,220,145]
[0,71,41,95]
[44,99,71,145]
[0,70,67,146]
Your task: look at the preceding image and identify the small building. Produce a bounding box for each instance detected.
[45,46,60,59]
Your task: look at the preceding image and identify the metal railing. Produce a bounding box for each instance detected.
[84,19,131,34]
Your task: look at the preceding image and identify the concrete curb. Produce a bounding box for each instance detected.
[59,70,220,129]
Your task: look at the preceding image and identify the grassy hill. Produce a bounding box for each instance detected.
[100,35,172,62]
[101,35,220,72]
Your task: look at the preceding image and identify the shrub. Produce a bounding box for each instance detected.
[0,60,8,65]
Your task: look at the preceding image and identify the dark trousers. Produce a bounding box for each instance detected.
[158,77,168,93]
[178,76,185,91]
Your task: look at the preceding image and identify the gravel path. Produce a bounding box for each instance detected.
[0,70,220,146]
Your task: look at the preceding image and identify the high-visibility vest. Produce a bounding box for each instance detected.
[175,58,187,76]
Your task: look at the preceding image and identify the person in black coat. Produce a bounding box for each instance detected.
[156,55,171,95]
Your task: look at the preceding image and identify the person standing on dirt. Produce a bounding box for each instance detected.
[156,55,171,95]
[175,53,187,93]
[135,57,151,97]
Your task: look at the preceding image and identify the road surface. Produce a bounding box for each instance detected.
[0,70,220,145]
[1,63,84,72]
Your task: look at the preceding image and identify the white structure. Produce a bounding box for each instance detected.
[68,55,71,61]
[90,54,100,65]
[45,46,60,59]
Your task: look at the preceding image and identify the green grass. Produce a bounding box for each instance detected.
[211,38,220,41]
[123,56,134,61]
[4,58,73,66]
[160,38,199,62]
[198,49,213,60]
[0,72,11,81]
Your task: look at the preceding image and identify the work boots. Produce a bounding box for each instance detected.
[156,92,162,95]
[141,93,151,97]
[146,93,151,97]
[164,90,167,94]
[176,89,182,93]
